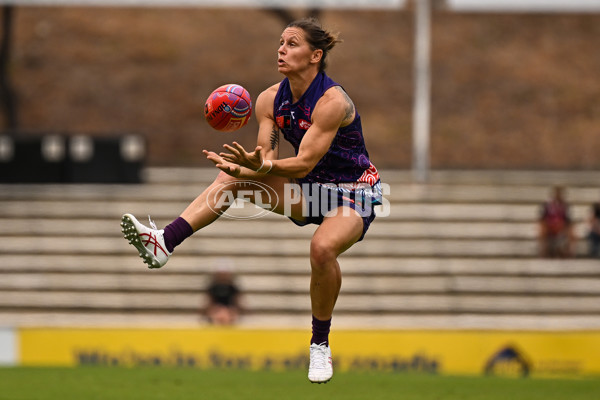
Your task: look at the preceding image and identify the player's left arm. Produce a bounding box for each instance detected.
[210,85,355,179]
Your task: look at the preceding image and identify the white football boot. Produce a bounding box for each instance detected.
[308,342,333,384]
[121,213,171,269]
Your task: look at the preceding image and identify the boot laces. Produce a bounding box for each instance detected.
[309,343,329,369]
[148,215,158,230]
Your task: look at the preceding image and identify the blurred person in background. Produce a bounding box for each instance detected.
[204,259,242,325]
[587,199,600,258]
[538,186,576,258]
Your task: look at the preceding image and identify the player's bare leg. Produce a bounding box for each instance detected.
[308,207,363,383]
[122,171,306,268]
[180,171,305,230]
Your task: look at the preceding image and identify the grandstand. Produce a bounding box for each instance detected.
[0,0,599,377]
[1,167,599,330]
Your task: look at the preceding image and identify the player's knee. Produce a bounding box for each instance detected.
[310,239,336,269]
[215,171,237,184]
[213,171,245,197]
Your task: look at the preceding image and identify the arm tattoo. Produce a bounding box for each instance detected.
[335,86,355,123]
[269,124,280,151]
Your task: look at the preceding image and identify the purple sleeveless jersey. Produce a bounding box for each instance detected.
[273,72,379,185]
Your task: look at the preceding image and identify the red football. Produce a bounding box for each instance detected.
[204,84,252,132]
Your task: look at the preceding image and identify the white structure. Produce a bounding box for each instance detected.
[0,0,406,8]
[447,0,600,13]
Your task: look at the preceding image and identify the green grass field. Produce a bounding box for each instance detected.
[0,367,599,400]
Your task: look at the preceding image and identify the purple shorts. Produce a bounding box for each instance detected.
[287,180,380,242]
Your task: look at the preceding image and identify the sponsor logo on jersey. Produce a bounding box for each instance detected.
[299,119,312,130]
[276,115,291,130]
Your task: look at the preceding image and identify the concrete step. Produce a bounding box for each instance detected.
[1,290,598,315]
[0,235,552,257]
[0,217,593,240]
[144,168,600,187]
[0,199,592,222]
[2,273,599,295]
[1,182,599,204]
[1,311,598,330]
[2,254,598,276]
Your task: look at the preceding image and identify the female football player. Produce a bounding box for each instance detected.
[121,17,382,383]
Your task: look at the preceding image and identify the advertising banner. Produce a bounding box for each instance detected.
[18,328,600,378]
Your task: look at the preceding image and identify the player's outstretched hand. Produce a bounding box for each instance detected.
[220,142,263,172]
[203,149,241,177]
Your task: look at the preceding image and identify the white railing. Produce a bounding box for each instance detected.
[0,0,406,8]
[447,0,600,13]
